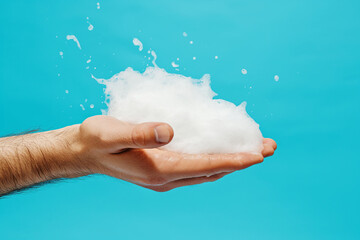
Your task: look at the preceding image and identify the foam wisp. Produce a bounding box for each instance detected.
[96,67,263,154]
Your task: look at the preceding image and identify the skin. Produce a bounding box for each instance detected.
[0,115,277,196]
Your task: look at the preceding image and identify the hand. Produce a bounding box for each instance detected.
[74,116,277,192]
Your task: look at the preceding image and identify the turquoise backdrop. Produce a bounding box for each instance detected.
[0,0,359,239]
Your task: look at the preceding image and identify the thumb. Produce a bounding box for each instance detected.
[121,122,174,149]
[81,116,174,151]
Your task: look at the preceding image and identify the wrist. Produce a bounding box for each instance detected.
[58,124,95,178]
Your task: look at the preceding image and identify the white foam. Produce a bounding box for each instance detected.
[241,69,247,75]
[95,67,263,154]
[88,23,94,31]
[150,50,158,67]
[274,75,279,81]
[97,2,100,9]
[183,32,188,37]
[171,62,179,68]
[132,38,143,51]
[66,35,81,49]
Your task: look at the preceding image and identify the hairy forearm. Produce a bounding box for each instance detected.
[0,125,89,196]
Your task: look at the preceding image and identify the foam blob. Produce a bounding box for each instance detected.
[171,62,179,68]
[88,23,94,31]
[95,67,263,154]
[66,35,81,49]
[132,38,143,51]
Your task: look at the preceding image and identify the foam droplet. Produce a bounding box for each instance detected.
[183,32,188,37]
[241,69,247,75]
[88,24,94,31]
[132,38,143,51]
[171,62,179,68]
[66,35,81,50]
[151,50,158,67]
[189,41,194,44]
[274,75,279,81]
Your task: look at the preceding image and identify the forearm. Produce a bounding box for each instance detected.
[0,125,89,196]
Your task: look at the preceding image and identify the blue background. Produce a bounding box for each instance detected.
[0,0,359,239]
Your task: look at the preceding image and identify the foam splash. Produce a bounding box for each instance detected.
[88,22,94,31]
[95,66,263,154]
[66,35,81,49]
[171,62,179,68]
[132,38,143,51]
[150,50,158,68]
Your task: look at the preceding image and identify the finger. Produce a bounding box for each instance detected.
[85,116,174,151]
[165,151,264,180]
[141,172,231,192]
[262,143,275,157]
[263,138,277,150]
[125,122,174,149]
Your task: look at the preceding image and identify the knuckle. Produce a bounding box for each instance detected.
[131,126,146,147]
[142,176,166,186]
[207,154,217,170]
[152,187,171,192]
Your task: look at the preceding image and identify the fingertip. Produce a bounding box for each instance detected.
[154,123,174,144]
[263,138,277,150]
[262,144,275,157]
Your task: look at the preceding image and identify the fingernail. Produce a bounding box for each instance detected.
[154,125,171,143]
